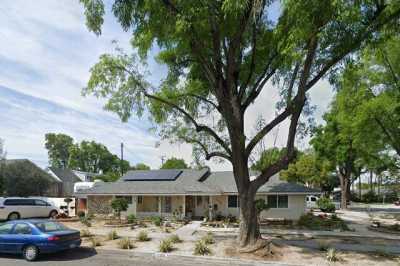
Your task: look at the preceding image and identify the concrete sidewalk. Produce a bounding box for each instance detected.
[174,221,202,241]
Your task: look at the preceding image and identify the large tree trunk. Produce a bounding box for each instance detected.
[338,170,350,209]
[238,191,260,247]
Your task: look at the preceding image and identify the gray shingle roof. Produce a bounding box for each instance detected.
[77,169,321,196]
[49,167,81,183]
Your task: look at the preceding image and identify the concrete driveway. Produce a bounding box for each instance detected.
[0,248,291,266]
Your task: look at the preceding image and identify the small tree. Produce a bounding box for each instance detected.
[111,198,129,222]
[254,198,269,224]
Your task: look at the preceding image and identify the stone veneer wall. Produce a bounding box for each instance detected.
[87,195,113,216]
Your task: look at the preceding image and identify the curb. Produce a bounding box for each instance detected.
[95,248,300,266]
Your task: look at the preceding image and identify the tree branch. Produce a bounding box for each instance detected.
[182,136,232,161]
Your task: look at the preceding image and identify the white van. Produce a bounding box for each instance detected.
[306,195,319,209]
[0,197,59,220]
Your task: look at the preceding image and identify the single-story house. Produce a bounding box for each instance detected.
[46,167,99,197]
[75,169,321,220]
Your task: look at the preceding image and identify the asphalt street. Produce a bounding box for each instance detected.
[0,247,288,266]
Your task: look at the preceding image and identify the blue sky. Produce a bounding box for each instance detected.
[0,0,334,170]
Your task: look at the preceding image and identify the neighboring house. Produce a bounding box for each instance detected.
[75,169,321,220]
[3,159,60,197]
[46,167,99,197]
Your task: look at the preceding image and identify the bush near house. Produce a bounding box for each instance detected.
[159,239,173,253]
[137,230,150,241]
[111,198,129,221]
[298,213,349,231]
[193,240,212,255]
[127,214,136,224]
[317,197,336,213]
[151,216,163,226]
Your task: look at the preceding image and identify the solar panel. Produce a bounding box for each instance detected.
[123,169,183,181]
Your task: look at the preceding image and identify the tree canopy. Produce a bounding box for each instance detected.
[79,0,400,247]
[45,133,73,169]
[160,157,189,169]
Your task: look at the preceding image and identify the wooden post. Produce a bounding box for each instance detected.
[158,196,162,216]
[182,196,186,219]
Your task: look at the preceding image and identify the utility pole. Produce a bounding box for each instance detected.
[160,155,166,167]
[120,142,124,176]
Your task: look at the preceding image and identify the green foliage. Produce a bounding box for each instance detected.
[363,191,379,203]
[159,239,174,253]
[77,211,86,218]
[202,232,215,245]
[281,151,337,192]
[95,172,121,182]
[194,240,212,256]
[45,133,73,169]
[118,237,135,249]
[151,216,163,226]
[111,198,129,219]
[2,160,52,197]
[131,163,151,170]
[137,230,150,241]
[251,148,286,172]
[80,216,92,227]
[255,198,269,214]
[127,214,137,224]
[317,197,336,213]
[169,234,182,244]
[161,157,189,169]
[298,213,349,231]
[107,230,119,240]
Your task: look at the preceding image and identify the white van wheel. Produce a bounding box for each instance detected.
[8,212,20,220]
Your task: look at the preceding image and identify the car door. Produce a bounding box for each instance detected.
[0,223,15,253]
[34,199,50,217]
[4,223,34,253]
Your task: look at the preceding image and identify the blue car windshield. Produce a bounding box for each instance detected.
[34,221,69,232]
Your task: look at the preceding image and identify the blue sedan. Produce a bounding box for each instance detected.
[0,219,81,261]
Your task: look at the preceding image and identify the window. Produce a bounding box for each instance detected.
[116,196,132,204]
[4,199,34,206]
[311,197,317,202]
[13,223,32,235]
[35,200,48,206]
[137,196,143,204]
[267,195,288,208]
[278,195,288,208]
[228,195,238,208]
[34,221,68,233]
[0,223,14,234]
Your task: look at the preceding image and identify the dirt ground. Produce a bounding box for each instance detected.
[62,219,400,266]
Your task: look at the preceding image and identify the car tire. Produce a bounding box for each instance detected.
[23,245,39,261]
[49,210,58,218]
[7,212,20,220]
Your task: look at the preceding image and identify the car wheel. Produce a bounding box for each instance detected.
[23,245,39,261]
[49,210,58,218]
[7,212,20,220]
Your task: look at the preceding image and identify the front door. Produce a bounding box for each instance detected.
[185,196,195,217]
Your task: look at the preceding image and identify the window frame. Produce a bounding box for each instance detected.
[227,195,238,208]
[267,195,289,209]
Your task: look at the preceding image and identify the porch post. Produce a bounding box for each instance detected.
[158,196,162,216]
[209,196,213,221]
[131,196,137,216]
[182,196,186,219]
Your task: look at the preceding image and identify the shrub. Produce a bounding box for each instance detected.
[111,198,129,220]
[317,197,336,213]
[89,237,102,247]
[298,213,349,231]
[169,234,182,244]
[80,229,92,237]
[363,191,379,203]
[151,216,162,226]
[159,239,173,253]
[194,240,212,255]
[137,230,150,241]
[118,237,135,249]
[107,230,119,240]
[202,232,214,245]
[127,214,137,224]
[326,248,339,262]
[77,211,86,218]
[80,216,92,227]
